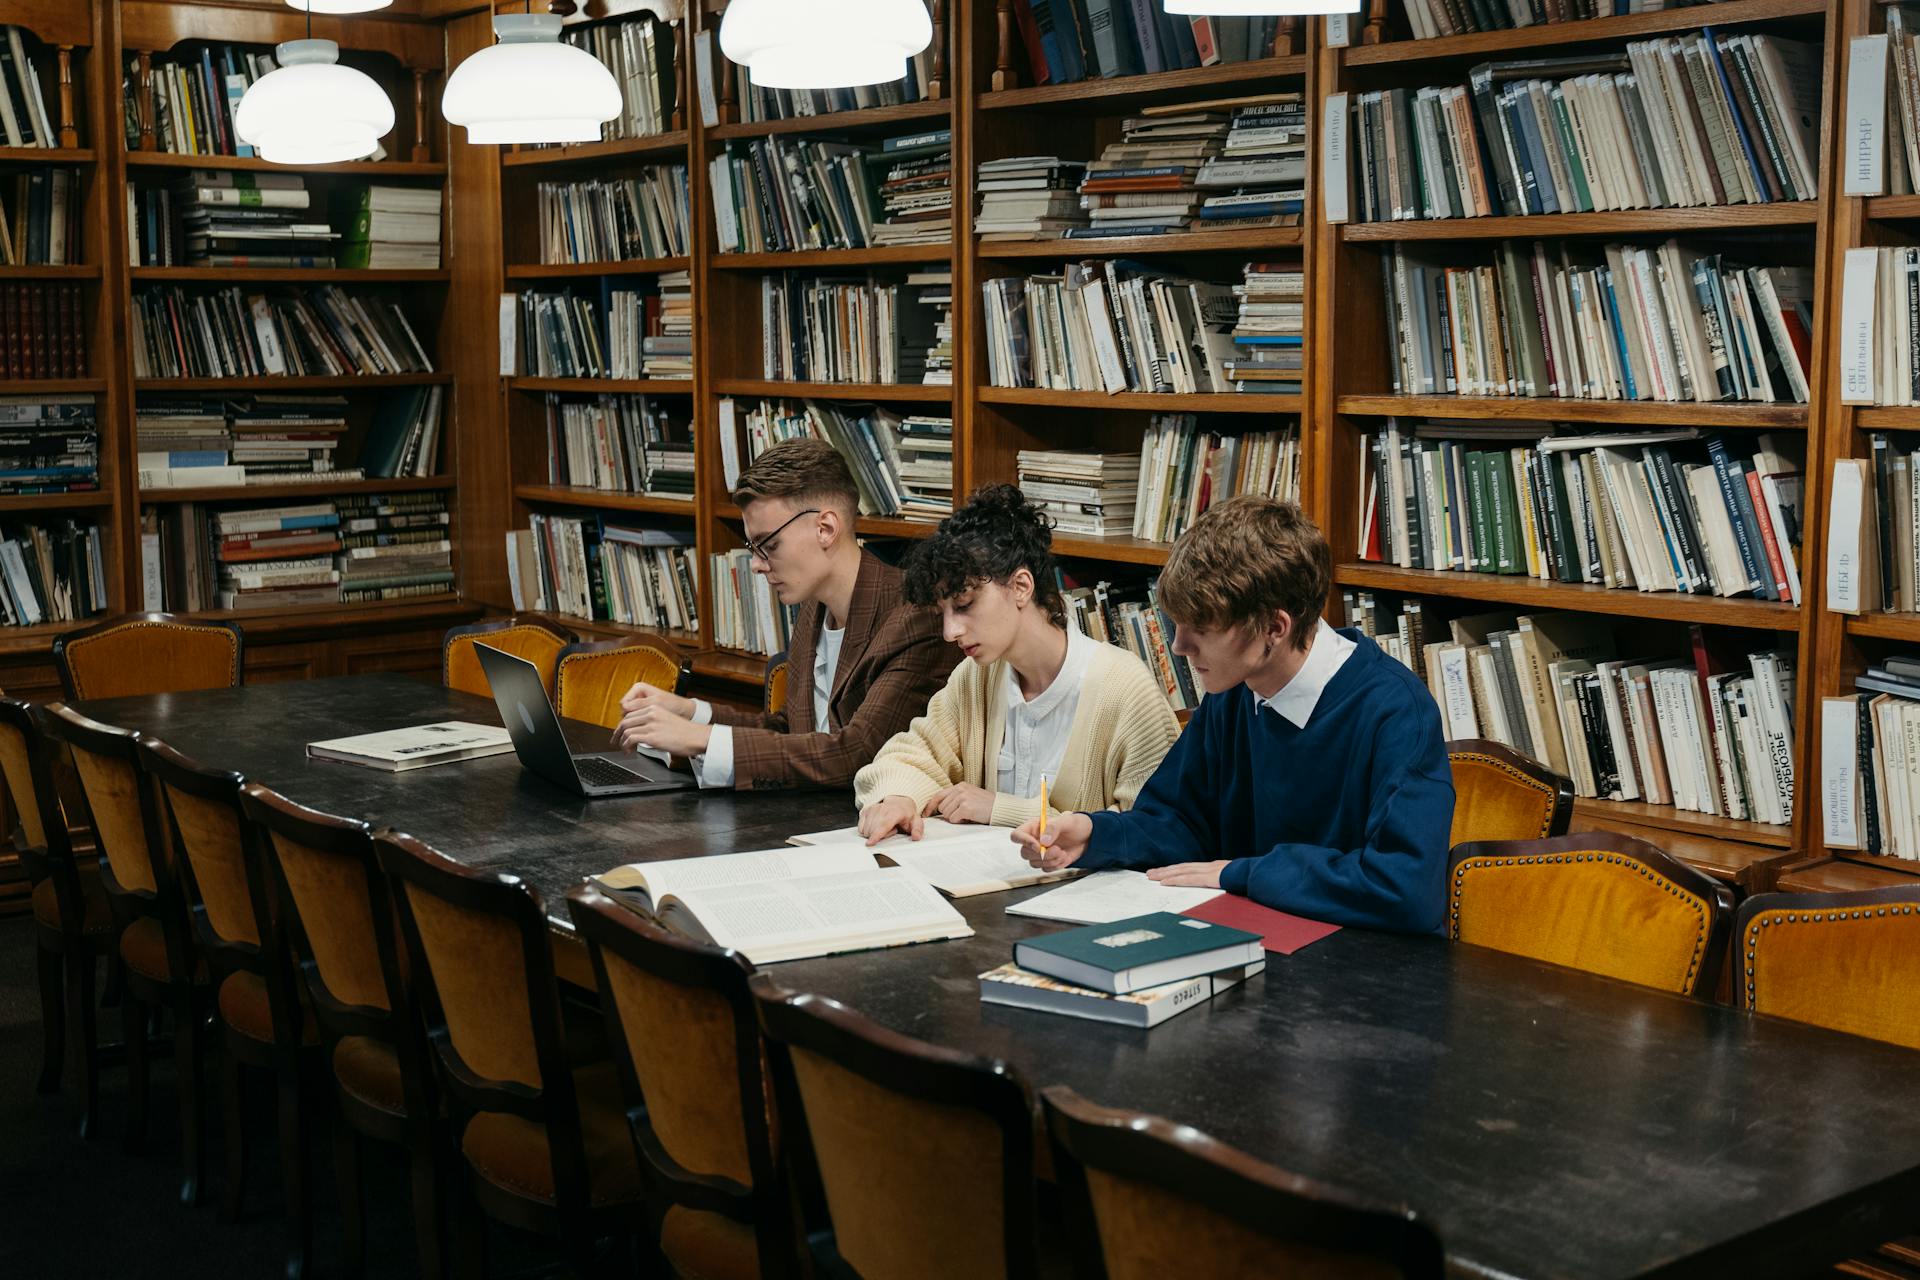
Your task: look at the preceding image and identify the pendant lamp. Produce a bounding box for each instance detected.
[1163,0,1357,13]
[234,39,395,165]
[442,12,621,145]
[284,1,394,12]
[720,0,932,91]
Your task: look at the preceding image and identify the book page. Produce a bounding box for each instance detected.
[1007,870,1223,925]
[879,832,1081,897]
[672,867,971,964]
[600,844,879,901]
[788,816,984,846]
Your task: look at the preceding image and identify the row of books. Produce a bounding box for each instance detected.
[0,168,80,266]
[730,4,936,122]
[536,170,690,265]
[0,26,61,149]
[1360,423,1805,604]
[872,130,952,248]
[1826,435,1920,617]
[1381,241,1812,404]
[1062,571,1200,712]
[335,492,454,604]
[565,13,677,143]
[0,282,86,379]
[0,519,105,627]
[975,156,1087,240]
[542,393,694,498]
[915,270,955,385]
[134,175,441,271]
[708,135,898,255]
[1188,95,1306,233]
[1824,660,1920,855]
[136,390,443,490]
[710,547,798,656]
[1076,94,1304,238]
[1398,0,1698,39]
[0,395,97,496]
[759,273,940,385]
[1008,1,1285,86]
[1135,416,1302,543]
[1349,36,1821,224]
[131,284,434,381]
[127,43,283,158]
[516,276,691,381]
[507,514,698,632]
[724,397,952,520]
[1019,450,1138,538]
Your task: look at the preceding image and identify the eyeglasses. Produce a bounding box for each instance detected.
[744,508,820,563]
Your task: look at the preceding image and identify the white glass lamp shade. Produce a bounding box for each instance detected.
[442,14,622,145]
[1163,0,1358,13]
[234,40,394,165]
[284,1,394,13]
[720,0,932,90]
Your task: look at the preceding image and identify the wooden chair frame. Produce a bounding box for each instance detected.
[749,972,1041,1280]
[52,612,244,701]
[441,615,575,690]
[1450,832,1737,998]
[1446,738,1575,842]
[566,885,798,1278]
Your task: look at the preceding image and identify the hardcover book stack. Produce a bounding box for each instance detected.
[1227,262,1304,393]
[563,11,677,141]
[731,3,934,121]
[1823,433,1920,618]
[1057,571,1200,711]
[980,912,1264,1028]
[157,171,338,269]
[1823,659,1920,856]
[1007,1,1283,86]
[1073,110,1227,238]
[870,129,953,247]
[759,274,936,384]
[0,168,81,265]
[536,170,689,264]
[130,285,434,379]
[510,515,697,631]
[135,398,231,489]
[543,393,695,497]
[1360,424,1805,605]
[1383,241,1813,403]
[0,25,58,148]
[210,501,345,611]
[708,138,882,253]
[974,157,1089,240]
[1,282,86,378]
[0,519,106,627]
[1018,449,1141,538]
[1134,416,1301,542]
[334,183,443,271]
[336,491,453,603]
[1195,93,1307,230]
[517,283,666,381]
[228,395,356,485]
[644,271,694,379]
[912,270,955,385]
[895,415,954,517]
[121,42,282,157]
[0,395,97,496]
[710,547,799,656]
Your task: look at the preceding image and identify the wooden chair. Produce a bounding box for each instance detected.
[375,830,642,1275]
[241,783,447,1280]
[567,885,798,1280]
[441,616,574,699]
[554,636,688,730]
[1040,1086,1445,1280]
[137,737,321,1272]
[1447,739,1573,848]
[764,651,789,717]
[1448,833,1733,997]
[750,973,1042,1280]
[42,703,211,1202]
[53,612,244,701]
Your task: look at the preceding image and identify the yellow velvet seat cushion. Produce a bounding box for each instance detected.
[32,873,113,937]
[444,627,565,700]
[660,1205,762,1280]
[1451,852,1710,994]
[1744,904,1920,1051]
[61,623,239,700]
[556,646,679,730]
[1449,752,1559,847]
[216,970,318,1046]
[119,916,205,984]
[460,1060,642,1208]
[333,1035,406,1117]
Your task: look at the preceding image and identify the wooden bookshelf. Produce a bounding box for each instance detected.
[708,100,948,140]
[711,246,953,269]
[123,152,445,177]
[129,267,451,284]
[1335,396,1810,428]
[980,388,1299,414]
[1338,205,1820,242]
[1341,0,1827,66]
[506,258,688,279]
[982,227,1306,257]
[140,477,455,505]
[507,377,695,395]
[500,130,691,167]
[513,484,698,517]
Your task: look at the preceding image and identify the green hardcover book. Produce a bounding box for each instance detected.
[1012,912,1264,995]
[1466,449,1492,573]
[1548,90,1593,213]
[1484,449,1518,575]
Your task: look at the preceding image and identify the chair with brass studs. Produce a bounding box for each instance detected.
[554,636,689,731]
[763,652,789,718]
[1448,832,1733,997]
[53,612,244,701]
[1446,739,1573,849]
[441,616,575,700]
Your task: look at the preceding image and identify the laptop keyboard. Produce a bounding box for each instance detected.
[575,755,646,788]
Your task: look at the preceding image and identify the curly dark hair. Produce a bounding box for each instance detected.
[903,484,1067,627]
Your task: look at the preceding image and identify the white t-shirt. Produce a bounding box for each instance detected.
[690,624,844,789]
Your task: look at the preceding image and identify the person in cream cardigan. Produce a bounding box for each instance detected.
[855,485,1181,844]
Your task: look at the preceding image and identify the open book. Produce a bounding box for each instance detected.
[598,845,971,964]
[788,818,1080,897]
[1006,870,1223,925]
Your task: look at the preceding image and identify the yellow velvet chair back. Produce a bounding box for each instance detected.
[764,653,789,717]
[1447,740,1573,849]
[442,618,573,700]
[48,706,162,897]
[0,707,51,851]
[554,638,683,730]
[1737,889,1920,1051]
[54,614,243,701]
[1449,833,1732,996]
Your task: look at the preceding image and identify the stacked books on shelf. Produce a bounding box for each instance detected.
[1361,423,1805,605]
[981,260,1237,393]
[516,281,679,381]
[134,398,228,488]
[724,396,946,519]
[1195,94,1306,231]
[564,12,677,141]
[126,43,282,158]
[0,26,59,148]
[1072,110,1227,238]
[913,270,954,385]
[894,415,954,517]
[336,491,452,603]
[1823,658,1920,856]
[1382,241,1813,403]
[709,138,882,253]
[1837,247,1920,406]
[1,282,85,378]
[710,547,798,655]
[760,273,937,384]
[1349,37,1821,223]
[536,170,689,264]
[1134,416,1302,542]
[1823,434,1920,617]
[975,157,1089,240]
[0,394,96,495]
[1059,571,1200,711]
[1018,449,1140,538]
[130,285,434,379]
[1351,597,1796,827]
[227,395,355,486]
[980,912,1264,1027]
[335,183,442,271]
[871,128,953,247]
[730,4,935,121]
[0,168,81,265]
[1228,262,1303,393]
[1007,2,1283,86]
[0,519,105,626]
[507,514,696,630]
[645,271,693,379]
[542,392,694,497]
[169,172,337,269]
[201,501,345,611]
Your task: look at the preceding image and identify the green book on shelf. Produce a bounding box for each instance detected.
[1465,449,1491,573]
[1012,912,1264,995]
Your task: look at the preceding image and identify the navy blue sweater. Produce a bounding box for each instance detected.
[1081,631,1454,934]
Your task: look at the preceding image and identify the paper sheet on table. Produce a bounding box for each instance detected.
[790,819,1076,897]
[1006,870,1222,925]
[788,817,984,846]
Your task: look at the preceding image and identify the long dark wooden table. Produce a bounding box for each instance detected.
[77,674,1920,1280]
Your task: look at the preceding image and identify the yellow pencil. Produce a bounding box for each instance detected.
[1039,774,1049,840]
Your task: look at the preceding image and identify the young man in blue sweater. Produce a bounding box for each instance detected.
[1012,497,1455,933]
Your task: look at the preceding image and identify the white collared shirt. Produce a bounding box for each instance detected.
[996,625,1096,798]
[688,625,844,788]
[1258,619,1355,729]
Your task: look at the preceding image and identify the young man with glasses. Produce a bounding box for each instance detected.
[613,438,957,790]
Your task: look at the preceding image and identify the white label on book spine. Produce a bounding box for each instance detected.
[1841,248,1879,403]
[1322,92,1350,224]
[498,294,518,376]
[1822,697,1860,849]
[1326,14,1351,47]
[1828,460,1866,614]
[694,30,721,130]
[1848,36,1890,195]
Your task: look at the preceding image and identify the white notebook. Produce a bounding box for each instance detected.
[789,819,1080,897]
[306,721,514,772]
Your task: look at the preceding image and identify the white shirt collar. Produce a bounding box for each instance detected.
[1004,624,1095,717]
[1258,619,1356,729]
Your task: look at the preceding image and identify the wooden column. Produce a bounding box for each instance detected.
[714,2,736,125]
[673,20,685,130]
[55,46,77,149]
[135,49,155,150]
[411,67,430,162]
[1273,17,1300,57]
[928,0,946,100]
[991,0,1014,92]
[1363,0,1386,45]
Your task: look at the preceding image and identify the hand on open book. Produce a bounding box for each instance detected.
[1013,811,1091,874]
[619,681,695,721]
[860,795,922,845]
[1147,861,1229,890]
[921,783,993,826]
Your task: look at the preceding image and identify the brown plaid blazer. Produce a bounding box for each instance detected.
[708,550,956,790]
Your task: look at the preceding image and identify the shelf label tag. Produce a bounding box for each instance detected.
[498,294,518,377]
[1841,248,1878,403]
[1326,14,1350,47]
[1322,92,1350,224]
[695,31,721,130]
[1847,35,1889,196]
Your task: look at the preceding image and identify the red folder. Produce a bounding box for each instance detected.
[1182,895,1340,956]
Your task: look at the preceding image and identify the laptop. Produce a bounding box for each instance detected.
[476,643,696,798]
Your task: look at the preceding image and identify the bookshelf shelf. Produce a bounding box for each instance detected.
[694,646,774,686]
[711,246,952,269]
[1339,0,1827,68]
[982,387,1300,414]
[855,515,940,539]
[1335,395,1809,428]
[0,147,95,166]
[124,152,446,177]
[133,374,453,392]
[501,131,692,167]
[140,476,456,504]
[982,227,1306,258]
[513,484,697,517]
[8,379,107,394]
[182,595,475,635]
[714,378,953,402]
[1339,205,1819,243]
[1335,563,1803,631]
[1865,194,1920,220]
[708,101,949,140]
[522,609,700,649]
[0,265,102,281]
[507,377,694,395]
[1572,795,1795,849]
[0,621,96,659]
[1778,857,1916,892]
[1053,533,1173,566]
[1850,407,1920,429]
[129,267,452,284]
[982,57,1310,112]
[1843,613,1920,643]
[0,492,114,514]
[505,258,690,279]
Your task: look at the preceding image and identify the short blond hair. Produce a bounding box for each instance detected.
[731,438,858,516]
[1158,497,1330,650]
